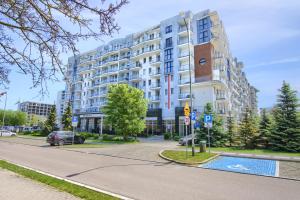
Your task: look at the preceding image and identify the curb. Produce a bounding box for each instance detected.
[158,150,219,166]
[1,159,134,200]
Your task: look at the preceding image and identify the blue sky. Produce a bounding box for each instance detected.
[2,0,300,110]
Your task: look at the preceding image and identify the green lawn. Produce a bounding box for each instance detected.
[161,150,217,165]
[210,147,300,157]
[0,160,118,200]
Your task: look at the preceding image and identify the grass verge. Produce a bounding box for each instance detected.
[210,147,300,157]
[161,150,217,165]
[0,160,118,200]
[180,146,300,157]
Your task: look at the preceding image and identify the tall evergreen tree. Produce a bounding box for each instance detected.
[257,109,273,148]
[196,103,227,147]
[43,105,57,135]
[270,81,300,152]
[239,107,259,149]
[227,113,237,147]
[62,102,72,131]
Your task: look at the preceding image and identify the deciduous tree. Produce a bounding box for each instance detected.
[103,84,147,141]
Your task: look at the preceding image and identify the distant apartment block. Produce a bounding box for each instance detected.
[64,10,258,135]
[18,101,54,124]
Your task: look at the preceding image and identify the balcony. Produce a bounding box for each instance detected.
[133,46,161,57]
[178,93,193,100]
[151,96,160,102]
[149,70,161,77]
[129,74,142,81]
[118,76,129,82]
[79,65,93,72]
[150,58,162,66]
[178,51,190,59]
[178,38,189,45]
[150,83,161,89]
[99,101,107,107]
[129,62,142,70]
[178,79,191,85]
[178,65,193,72]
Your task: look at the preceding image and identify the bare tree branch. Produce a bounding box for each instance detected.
[0,0,129,94]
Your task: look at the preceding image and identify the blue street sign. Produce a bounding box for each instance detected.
[204,114,213,123]
[194,121,200,129]
[191,111,196,121]
[72,116,78,123]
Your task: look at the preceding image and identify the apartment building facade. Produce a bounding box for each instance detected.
[56,90,66,128]
[65,10,257,135]
[18,101,54,124]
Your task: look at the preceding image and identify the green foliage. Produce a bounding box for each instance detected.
[101,134,135,142]
[227,114,238,147]
[270,81,300,152]
[0,110,27,126]
[62,102,72,131]
[164,132,171,140]
[238,108,259,149]
[196,103,227,147]
[43,105,57,135]
[102,84,147,140]
[257,109,273,148]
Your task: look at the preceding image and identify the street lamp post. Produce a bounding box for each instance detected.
[181,12,195,156]
[0,92,7,133]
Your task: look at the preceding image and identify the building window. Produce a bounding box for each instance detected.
[164,49,173,61]
[149,56,152,62]
[171,88,174,94]
[165,89,167,95]
[148,92,151,98]
[148,80,151,86]
[164,61,173,74]
[165,25,172,33]
[143,58,146,63]
[198,30,209,43]
[143,81,146,86]
[165,37,173,48]
[197,17,209,31]
[199,58,206,65]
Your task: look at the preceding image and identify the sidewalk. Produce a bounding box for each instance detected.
[0,169,80,200]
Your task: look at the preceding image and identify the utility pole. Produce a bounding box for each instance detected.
[1,92,7,131]
[181,12,195,156]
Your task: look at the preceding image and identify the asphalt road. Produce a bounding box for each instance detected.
[0,138,299,200]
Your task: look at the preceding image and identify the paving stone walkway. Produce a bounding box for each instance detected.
[0,169,80,200]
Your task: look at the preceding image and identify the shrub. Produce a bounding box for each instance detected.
[173,135,180,141]
[102,134,115,141]
[78,132,95,139]
[164,132,171,140]
[92,134,99,140]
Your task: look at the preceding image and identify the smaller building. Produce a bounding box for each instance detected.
[18,101,54,125]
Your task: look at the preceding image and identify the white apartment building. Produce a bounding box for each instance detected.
[56,90,66,128]
[65,10,257,135]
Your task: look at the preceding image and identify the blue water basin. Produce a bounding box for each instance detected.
[201,156,277,176]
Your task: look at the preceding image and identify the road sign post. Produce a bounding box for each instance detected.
[204,114,213,153]
[72,116,78,145]
[184,102,190,158]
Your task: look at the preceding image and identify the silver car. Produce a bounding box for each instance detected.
[0,130,17,137]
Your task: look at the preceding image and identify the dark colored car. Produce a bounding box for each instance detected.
[47,131,85,146]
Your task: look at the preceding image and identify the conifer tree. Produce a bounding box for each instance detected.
[62,102,72,131]
[239,107,259,149]
[257,109,273,148]
[43,105,57,135]
[196,103,227,147]
[227,113,237,147]
[270,81,300,152]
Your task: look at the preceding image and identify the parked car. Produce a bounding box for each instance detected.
[46,131,85,146]
[0,130,17,137]
[178,134,199,146]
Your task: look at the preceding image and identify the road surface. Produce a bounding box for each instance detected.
[0,138,299,200]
